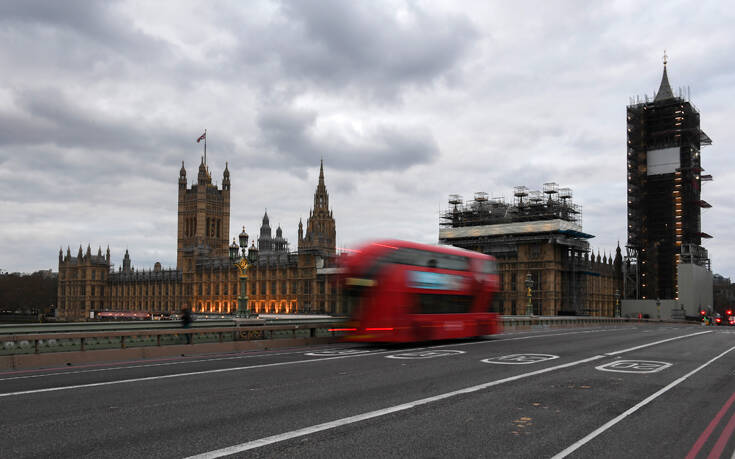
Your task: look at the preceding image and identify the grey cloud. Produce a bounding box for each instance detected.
[0,86,234,167]
[255,104,439,172]
[0,1,169,62]
[225,0,478,100]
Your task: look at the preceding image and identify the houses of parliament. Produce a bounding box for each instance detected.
[57,157,339,321]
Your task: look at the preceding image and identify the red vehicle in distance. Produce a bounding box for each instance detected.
[336,240,501,342]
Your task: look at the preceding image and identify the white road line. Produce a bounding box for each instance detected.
[0,350,411,398]
[551,345,735,459]
[440,328,626,348]
[185,354,608,459]
[604,330,711,356]
[0,328,622,387]
[185,329,709,458]
[0,328,603,381]
[0,347,336,382]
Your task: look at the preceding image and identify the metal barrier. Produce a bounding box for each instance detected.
[0,323,339,356]
[0,316,700,357]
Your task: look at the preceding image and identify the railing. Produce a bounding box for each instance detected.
[0,317,339,335]
[0,316,698,358]
[0,323,339,357]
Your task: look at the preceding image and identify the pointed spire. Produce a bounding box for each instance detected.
[319,158,325,184]
[654,51,674,102]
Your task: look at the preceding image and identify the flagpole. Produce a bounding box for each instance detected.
[204,128,207,166]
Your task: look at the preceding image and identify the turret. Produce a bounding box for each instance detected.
[179,161,187,189]
[59,248,63,264]
[77,245,83,260]
[222,162,230,191]
[106,246,110,263]
[122,249,131,272]
[197,156,209,185]
[298,218,303,243]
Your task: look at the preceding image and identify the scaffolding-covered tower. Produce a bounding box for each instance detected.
[439,184,622,316]
[626,57,712,301]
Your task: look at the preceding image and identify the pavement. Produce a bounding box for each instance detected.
[0,324,733,458]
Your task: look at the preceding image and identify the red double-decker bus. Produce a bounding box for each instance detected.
[337,240,500,342]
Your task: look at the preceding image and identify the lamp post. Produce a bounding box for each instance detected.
[229,226,251,318]
[525,273,534,316]
[614,289,621,318]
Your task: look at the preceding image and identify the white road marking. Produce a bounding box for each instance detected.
[0,326,674,397]
[0,328,625,386]
[0,328,619,382]
[0,346,340,382]
[305,349,384,356]
[386,350,465,359]
[185,329,711,458]
[185,354,608,459]
[481,354,559,365]
[551,345,735,459]
[595,360,672,374]
[604,330,711,356]
[0,349,417,398]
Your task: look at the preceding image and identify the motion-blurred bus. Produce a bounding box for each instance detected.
[337,240,500,342]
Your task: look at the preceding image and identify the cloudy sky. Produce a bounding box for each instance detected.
[1,0,733,278]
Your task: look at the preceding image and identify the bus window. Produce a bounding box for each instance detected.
[416,294,473,314]
[386,248,469,271]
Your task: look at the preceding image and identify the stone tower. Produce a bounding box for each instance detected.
[299,160,336,255]
[177,158,231,271]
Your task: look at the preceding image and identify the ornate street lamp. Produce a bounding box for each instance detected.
[230,226,251,318]
[614,289,621,317]
[525,273,534,316]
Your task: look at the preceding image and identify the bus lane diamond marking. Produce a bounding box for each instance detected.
[305,349,383,357]
[595,360,672,374]
[386,350,465,359]
[481,354,559,365]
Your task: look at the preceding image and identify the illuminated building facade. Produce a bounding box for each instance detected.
[57,158,341,320]
[246,161,341,314]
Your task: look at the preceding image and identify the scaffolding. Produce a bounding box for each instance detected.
[441,184,582,228]
[627,77,711,300]
[439,184,604,315]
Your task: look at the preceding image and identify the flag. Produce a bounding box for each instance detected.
[197,132,206,143]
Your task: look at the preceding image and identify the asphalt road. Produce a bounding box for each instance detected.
[1,324,734,458]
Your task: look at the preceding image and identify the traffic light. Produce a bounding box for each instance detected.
[700,310,706,316]
[727,309,733,316]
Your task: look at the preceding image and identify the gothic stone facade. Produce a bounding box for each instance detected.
[57,158,339,320]
[245,161,341,315]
